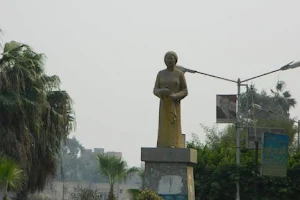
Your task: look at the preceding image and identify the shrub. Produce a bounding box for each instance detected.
[69,188,102,200]
[136,189,163,200]
[128,189,141,200]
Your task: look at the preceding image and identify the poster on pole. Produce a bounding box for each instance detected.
[261,132,289,177]
[247,127,284,149]
[216,95,237,123]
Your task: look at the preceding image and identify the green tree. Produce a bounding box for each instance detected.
[188,129,256,200]
[56,137,84,182]
[0,153,26,200]
[189,81,299,199]
[78,150,103,182]
[97,154,139,200]
[240,81,297,142]
[0,41,75,199]
[241,81,296,119]
[188,126,297,199]
[56,137,109,183]
[270,80,296,117]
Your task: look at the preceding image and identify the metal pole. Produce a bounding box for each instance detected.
[254,140,259,199]
[236,78,241,200]
[297,120,300,151]
[252,91,258,200]
[254,125,258,200]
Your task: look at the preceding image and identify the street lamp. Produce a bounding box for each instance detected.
[179,60,300,200]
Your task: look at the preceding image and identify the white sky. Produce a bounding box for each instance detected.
[1,0,300,167]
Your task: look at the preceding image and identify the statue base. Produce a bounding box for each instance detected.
[141,147,197,200]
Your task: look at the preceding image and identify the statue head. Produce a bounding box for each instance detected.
[164,51,178,67]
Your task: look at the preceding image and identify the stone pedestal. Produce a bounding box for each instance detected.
[141,148,197,200]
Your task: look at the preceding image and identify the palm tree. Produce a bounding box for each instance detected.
[240,81,296,120]
[0,153,26,200]
[270,80,296,117]
[0,41,75,199]
[97,154,139,200]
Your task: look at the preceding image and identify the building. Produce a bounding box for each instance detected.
[29,181,140,200]
[94,148,105,154]
[80,148,121,158]
[80,148,93,157]
[105,151,122,159]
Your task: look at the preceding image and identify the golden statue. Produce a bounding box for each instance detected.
[153,51,188,148]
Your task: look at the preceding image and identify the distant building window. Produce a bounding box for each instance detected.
[120,189,123,194]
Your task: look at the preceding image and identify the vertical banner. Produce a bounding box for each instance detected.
[261,133,289,177]
[216,95,237,123]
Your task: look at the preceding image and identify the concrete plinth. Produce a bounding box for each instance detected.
[141,148,197,200]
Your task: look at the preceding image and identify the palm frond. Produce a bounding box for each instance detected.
[3,41,26,55]
[0,155,27,191]
[283,91,291,98]
[276,81,285,92]
[97,154,138,186]
[270,89,275,94]
[42,75,61,90]
[288,98,297,108]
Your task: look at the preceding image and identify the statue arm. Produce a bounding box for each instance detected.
[173,73,188,101]
[153,74,161,98]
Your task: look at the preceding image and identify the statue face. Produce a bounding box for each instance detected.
[165,54,177,67]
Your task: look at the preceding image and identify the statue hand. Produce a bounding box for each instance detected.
[169,93,178,100]
[159,88,172,96]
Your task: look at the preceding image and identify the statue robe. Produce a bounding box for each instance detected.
[153,68,188,148]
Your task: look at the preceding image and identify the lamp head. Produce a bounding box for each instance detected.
[281,61,300,71]
[290,61,300,69]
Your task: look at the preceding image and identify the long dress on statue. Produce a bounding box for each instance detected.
[153,68,188,148]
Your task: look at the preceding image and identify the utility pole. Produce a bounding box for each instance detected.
[297,120,300,152]
[252,100,259,200]
[236,79,241,200]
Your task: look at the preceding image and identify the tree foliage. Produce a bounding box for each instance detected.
[135,189,163,200]
[55,137,106,183]
[68,188,102,200]
[0,41,75,199]
[189,81,300,199]
[0,153,26,200]
[97,154,139,200]
[189,132,300,200]
[241,81,296,119]
[240,81,297,142]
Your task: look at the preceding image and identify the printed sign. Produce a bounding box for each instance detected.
[216,95,237,123]
[261,133,289,177]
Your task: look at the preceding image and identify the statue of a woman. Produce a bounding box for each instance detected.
[153,51,188,148]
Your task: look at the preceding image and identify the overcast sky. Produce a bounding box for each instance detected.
[1,0,300,167]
